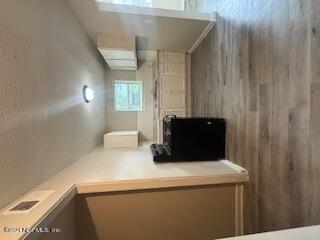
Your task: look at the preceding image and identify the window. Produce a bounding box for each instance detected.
[114,80,143,111]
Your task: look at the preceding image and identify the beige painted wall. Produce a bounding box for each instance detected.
[105,70,137,131]
[105,61,156,141]
[137,61,155,140]
[0,0,106,208]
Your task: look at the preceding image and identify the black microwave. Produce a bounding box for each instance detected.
[151,116,226,162]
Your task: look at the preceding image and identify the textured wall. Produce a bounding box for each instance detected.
[188,0,320,234]
[0,0,106,208]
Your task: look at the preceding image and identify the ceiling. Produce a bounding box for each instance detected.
[67,0,214,53]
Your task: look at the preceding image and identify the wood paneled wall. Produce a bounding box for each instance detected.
[187,0,320,234]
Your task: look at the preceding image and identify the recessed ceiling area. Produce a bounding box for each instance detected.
[67,0,215,53]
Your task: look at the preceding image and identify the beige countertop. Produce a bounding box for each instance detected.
[0,142,248,240]
[219,225,320,240]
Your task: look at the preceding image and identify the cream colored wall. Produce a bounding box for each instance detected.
[105,62,156,141]
[0,0,106,208]
[137,61,154,140]
[105,70,138,131]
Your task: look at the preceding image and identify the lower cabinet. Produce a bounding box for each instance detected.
[76,184,242,240]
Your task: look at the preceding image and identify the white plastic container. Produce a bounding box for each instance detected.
[104,131,139,148]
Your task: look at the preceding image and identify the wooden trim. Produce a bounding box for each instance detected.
[235,184,244,236]
[188,19,216,54]
[221,160,248,174]
[186,54,192,117]
[76,174,248,194]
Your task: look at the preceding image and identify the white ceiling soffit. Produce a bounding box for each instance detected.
[67,0,216,54]
[96,1,213,21]
[97,34,138,70]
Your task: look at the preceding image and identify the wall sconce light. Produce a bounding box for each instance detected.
[83,85,94,103]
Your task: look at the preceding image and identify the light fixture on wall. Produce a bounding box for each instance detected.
[83,85,95,103]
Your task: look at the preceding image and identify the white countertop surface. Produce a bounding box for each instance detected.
[218,225,320,240]
[0,142,248,240]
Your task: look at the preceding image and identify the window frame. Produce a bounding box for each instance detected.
[113,80,144,112]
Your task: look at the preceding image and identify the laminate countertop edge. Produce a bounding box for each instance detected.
[75,173,249,194]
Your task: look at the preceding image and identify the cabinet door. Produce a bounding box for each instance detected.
[160,92,185,109]
[159,62,185,75]
[159,63,165,75]
[77,185,237,240]
[160,76,185,92]
[165,52,185,63]
[158,51,165,63]
[165,62,185,75]
[157,51,187,143]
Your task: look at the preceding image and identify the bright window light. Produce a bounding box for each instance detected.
[96,0,185,11]
[96,0,152,8]
[114,80,143,111]
[83,85,95,103]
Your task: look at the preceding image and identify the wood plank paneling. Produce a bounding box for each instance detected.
[309,83,320,224]
[258,83,273,231]
[310,0,320,84]
[189,0,320,234]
